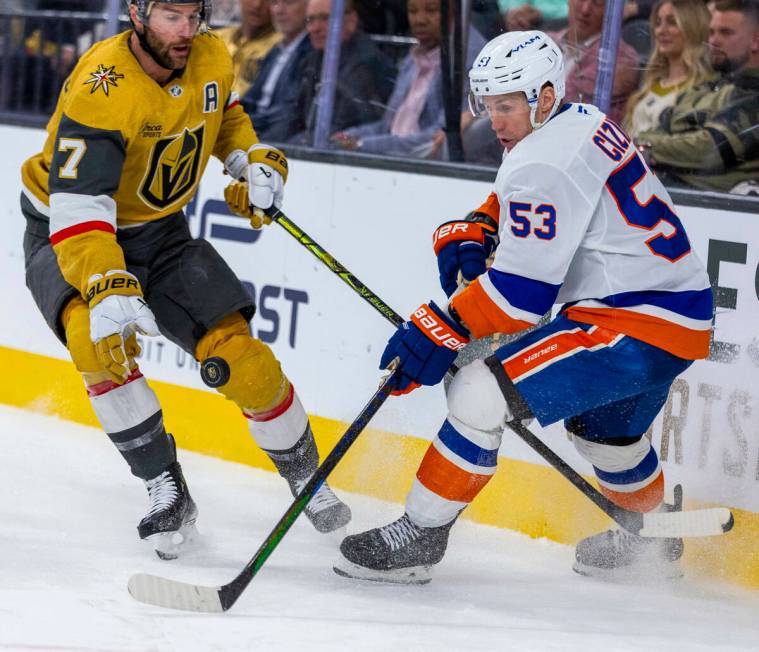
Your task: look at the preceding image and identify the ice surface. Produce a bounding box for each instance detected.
[1,404,757,652]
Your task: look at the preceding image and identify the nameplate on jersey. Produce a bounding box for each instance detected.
[139,122,205,209]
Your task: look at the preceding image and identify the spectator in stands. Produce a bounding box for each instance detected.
[213,0,241,23]
[637,0,759,194]
[471,0,506,40]
[331,0,486,158]
[549,0,641,122]
[216,0,282,97]
[498,0,568,32]
[625,0,712,138]
[623,0,657,23]
[241,0,311,141]
[16,0,101,113]
[286,0,394,144]
[353,0,408,35]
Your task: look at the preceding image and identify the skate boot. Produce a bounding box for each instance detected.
[264,424,351,534]
[573,486,685,580]
[573,528,684,580]
[334,514,455,584]
[288,476,352,534]
[138,461,198,560]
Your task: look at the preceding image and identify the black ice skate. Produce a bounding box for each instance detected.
[289,476,351,534]
[138,461,198,560]
[573,486,685,580]
[334,514,455,584]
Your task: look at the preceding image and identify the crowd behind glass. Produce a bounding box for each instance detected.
[1,0,757,195]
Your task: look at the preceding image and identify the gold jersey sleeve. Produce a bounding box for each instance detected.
[21,29,260,294]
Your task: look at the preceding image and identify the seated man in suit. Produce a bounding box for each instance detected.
[285,0,395,144]
[241,0,311,141]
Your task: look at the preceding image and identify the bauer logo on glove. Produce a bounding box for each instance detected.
[381,301,470,395]
[85,271,141,305]
[412,305,469,352]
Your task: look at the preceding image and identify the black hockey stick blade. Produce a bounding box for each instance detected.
[128,370,399,613]
[505,420,734,538]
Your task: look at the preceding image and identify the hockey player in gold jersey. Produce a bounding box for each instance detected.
[20,0,350,559]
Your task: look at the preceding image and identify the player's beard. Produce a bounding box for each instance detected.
[143,25,193,70]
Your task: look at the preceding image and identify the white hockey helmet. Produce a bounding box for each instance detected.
[468,30,565,129]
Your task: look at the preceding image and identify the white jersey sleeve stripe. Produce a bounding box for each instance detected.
[49,192,117,236]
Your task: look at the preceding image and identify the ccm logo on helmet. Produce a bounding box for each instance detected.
[413,305,468,352]
[511,34,541,53]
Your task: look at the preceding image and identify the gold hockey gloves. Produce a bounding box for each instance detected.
[224,180,273,229]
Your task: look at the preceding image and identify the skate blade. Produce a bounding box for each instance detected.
[572,558,683,583]
[333,558,433,585]
[147,522,199,561]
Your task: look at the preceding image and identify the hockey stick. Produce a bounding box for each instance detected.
[505,420,733,538]
[128,369,399,613]
[267,207,404,328]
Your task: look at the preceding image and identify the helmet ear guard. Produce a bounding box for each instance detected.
[468,30,565,129]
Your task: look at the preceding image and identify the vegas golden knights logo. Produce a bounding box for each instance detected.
[139,124,205,209]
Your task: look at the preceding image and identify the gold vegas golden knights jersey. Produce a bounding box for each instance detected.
[21,29,258,296]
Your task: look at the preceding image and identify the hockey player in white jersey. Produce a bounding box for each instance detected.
[334,30,713,583]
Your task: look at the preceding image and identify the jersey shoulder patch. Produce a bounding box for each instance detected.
[62,32,139,131]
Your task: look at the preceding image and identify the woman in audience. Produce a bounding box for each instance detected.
[625,0,712,137]
[330,0,485,158]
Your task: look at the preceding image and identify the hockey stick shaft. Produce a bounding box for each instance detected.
[268,207,404,327]
[217,369,397,610]
[128,371,399,612]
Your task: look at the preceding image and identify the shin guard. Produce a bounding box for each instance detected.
[246,384,318,481]
[407,417,501,527]
[87,370,175,480]
[407,360,509,527]
[574,435,664,512]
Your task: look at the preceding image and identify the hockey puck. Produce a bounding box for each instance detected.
[200,357,230,388]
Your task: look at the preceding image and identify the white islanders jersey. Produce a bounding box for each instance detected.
[449,103,712,360]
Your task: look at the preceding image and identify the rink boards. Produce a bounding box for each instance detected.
[1,124,758,590]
